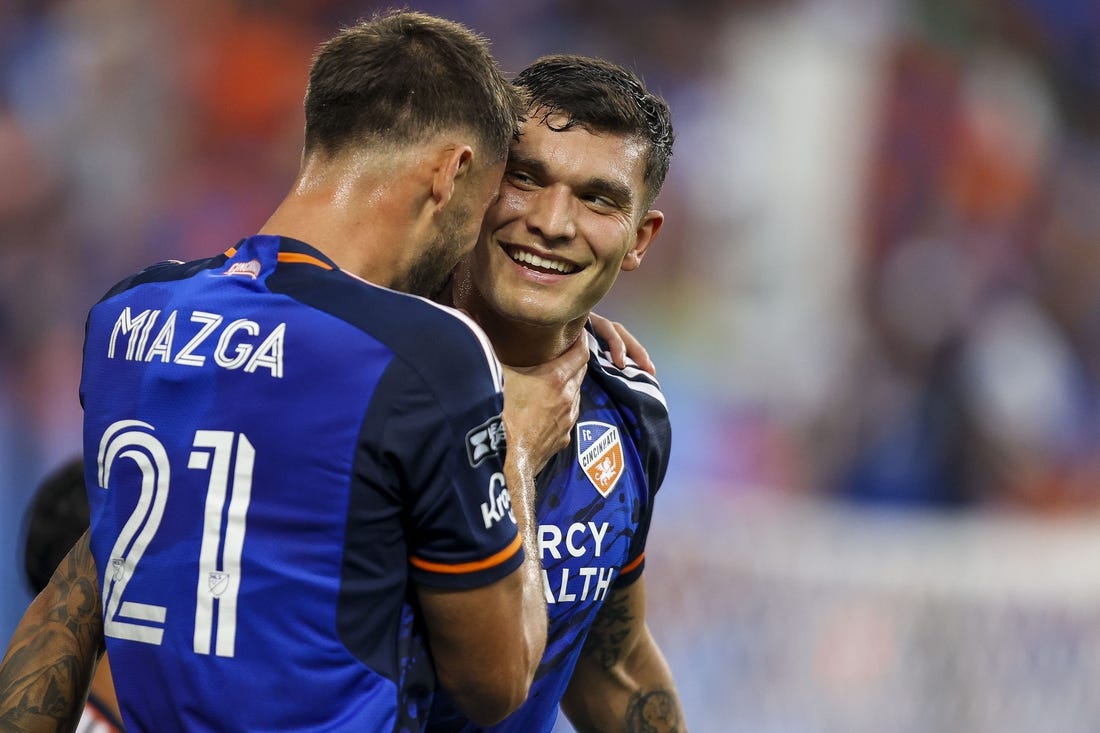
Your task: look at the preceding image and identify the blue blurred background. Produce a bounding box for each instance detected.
[3,1,1100,730]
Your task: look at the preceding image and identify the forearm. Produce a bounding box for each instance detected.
[0,532,103,733]
[562,579,686,733]
[503,448,548,676]
[563,629,685,733]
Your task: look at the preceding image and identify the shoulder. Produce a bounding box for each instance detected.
[97,255,229,304]
[583,327,668,424]
[382,292,505,395]
[271,267,503,395]
[583,326,672,493]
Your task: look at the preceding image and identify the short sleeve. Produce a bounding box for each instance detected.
[378,340,523,591]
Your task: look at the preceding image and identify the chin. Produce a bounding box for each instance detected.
[495,298,562,328]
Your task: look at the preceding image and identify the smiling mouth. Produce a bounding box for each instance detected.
[504,246,578,275]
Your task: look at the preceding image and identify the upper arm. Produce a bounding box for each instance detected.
[377,337,535,724]
[574,574,650,677]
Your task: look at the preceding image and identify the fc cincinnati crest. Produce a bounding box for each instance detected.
[577,421,623,497]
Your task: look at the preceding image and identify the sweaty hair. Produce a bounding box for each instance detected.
[304,9,524,162]
[23,457,88,595]
[513,54,675,207]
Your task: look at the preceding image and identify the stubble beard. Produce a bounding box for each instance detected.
[401,207,472,299]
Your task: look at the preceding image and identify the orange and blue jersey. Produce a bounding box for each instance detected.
[427,326,672,732]
[80,235,521,733]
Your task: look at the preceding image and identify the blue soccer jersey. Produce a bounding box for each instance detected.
[79,235,523,733]
[428,327,672,733]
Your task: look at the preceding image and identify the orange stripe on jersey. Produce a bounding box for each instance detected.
[620,552,645,575]
[277,252,333,270]
[222,248,331,269]
[410,532,523,575]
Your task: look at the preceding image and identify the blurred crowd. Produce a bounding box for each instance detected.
[2,0,1100,686]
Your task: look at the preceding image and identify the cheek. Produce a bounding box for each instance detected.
[488,190,528,223]
[587,225,635,268]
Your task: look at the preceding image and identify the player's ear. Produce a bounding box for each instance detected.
[431,145,474,210]
[621,209,663,272]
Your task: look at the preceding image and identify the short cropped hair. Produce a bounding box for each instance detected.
[304,9,524,163]
[514,55,675,207]
[23,457,88,595]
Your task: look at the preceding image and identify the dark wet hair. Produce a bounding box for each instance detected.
[514,54,675,206]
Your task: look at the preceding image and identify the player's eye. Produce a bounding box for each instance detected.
[583,193,621,212]
[506,170,537,187]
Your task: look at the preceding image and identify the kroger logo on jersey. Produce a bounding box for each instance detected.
[480,472,515,529]
[577,421,623,497]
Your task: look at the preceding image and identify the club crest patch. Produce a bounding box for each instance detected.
[577,421,623,497]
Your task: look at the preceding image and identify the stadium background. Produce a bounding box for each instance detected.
[2,1,1100,730]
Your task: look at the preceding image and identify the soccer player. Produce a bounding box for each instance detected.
[0,11,587,732]
[428,55,686,732]
[21,458,122,733]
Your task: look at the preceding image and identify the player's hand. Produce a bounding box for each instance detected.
[502,336,588,475]
[588,313,656,376]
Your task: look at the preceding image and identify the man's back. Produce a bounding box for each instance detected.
[80,235,522,732]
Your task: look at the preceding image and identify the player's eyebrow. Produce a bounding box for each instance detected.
[509,153,635,209]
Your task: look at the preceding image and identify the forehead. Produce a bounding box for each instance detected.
[512,112,648,193]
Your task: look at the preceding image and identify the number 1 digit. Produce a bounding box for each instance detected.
[191,431,254,657]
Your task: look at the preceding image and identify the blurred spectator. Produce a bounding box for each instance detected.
[22,456,123,732]
[5,2,1100,728]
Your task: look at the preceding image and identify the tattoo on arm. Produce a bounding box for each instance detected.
[0,533,102,731]
[582,589,634,670]
[626,689,681,733]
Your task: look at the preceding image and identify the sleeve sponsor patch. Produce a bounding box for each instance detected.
[465,415,506,467]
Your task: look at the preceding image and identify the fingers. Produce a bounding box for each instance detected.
[614,323,656,376]
[564,331,591,371]
[587,313,657,376]
[588,313,627,368]
[500,337,590,474]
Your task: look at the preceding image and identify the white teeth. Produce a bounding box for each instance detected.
[508,249,576,274]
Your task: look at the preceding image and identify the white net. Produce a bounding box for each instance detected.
[637,493,1100,733]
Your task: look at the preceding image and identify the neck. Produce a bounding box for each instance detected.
[258,151,419,287]
[482,314,589,368]
[446,267,589,367]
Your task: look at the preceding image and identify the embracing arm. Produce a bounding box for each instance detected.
[419,336,587,725]
[561,576,686,733]
[417,435,550,726]
[0,530,103,733]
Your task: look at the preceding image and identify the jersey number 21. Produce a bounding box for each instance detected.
[96,420,253,658]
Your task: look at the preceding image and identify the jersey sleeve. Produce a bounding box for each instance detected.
[378,324,523,591]
[613,403,671,588]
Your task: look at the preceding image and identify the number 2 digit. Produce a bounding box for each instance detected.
[97,421,254,657]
